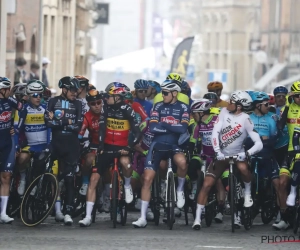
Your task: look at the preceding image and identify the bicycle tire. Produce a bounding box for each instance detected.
[192,172,204,219]
[152,174,160,226]
[20,173,58,227]
[167,172,175,230]
[294,207,300,234]
[261,200,276,225]
[111,171,118,228]
[205,194,216,227]
[6,176,21,218]
[229,172,235,233]
[120,201,127,226]
[184,183,189,225]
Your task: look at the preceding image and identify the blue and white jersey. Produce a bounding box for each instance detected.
[15,103,50,146]
[274,105,289,149]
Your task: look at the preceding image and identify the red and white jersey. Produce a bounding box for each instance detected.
[212,108,262,156]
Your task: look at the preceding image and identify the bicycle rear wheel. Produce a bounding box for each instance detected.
[7,176,21,218]
[21,173,58,227]
[152,173,160,226]
[111,171,118,228]
[167,172,175,230]
[120,201,127,226]
[229,172,235,233]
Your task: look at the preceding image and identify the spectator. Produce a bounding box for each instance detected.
[42,57,51,87]
[14,57,27,85]
[28,62,40,81]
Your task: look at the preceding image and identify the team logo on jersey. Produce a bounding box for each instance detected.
[161,116,179,124]
[0,111,11,122]
[151,111,159,116]
[54,110,64,119]
[182,112,189,118]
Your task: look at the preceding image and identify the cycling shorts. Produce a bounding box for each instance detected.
[251,157,279,180]
[0,137,15,173]
[144,142,183,172]
[92,144,131,176]
[206,158,244,179]
[22,144,47,154]
[280,153,300,178]
[274,145,288,168]
[132,152,146,179]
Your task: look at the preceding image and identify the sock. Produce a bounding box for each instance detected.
[105,184,110,198]
[177,177,185,192]
[140,200,149,221]
[55,201,62,214]
[290,185,297,196]
[0,196,8,216]
[244,182,251,195]
[124,177,131,188]
[86,201,94,219]
[195,204,204,222]
[82,175,89,185]
[20,171,26,181]
[218,204,224,214]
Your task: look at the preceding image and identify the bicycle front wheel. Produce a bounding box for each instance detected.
[111,171,118,228]
[167,172,175,230]
[21,173,58,227]
[229,172,235,233]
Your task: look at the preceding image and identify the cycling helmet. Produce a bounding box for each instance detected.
[58,76,80,89]
[161,79,181,92]
[203,92,218,101]
[268,94,275,105]
[166,73,182,82]
[191,99,212,112]
[273,85,288,95]
[148,80,161,93]
[105,82,130,96]
[88,83,96,91]
[124,92,133,101]
[207,81,223,91]
[12,83,27,96]
[43,87,52,100]
[134,79,149,90]
[249,91,269,104]
[26,80,44,94]
[291,81,300,93]
[230,90,252,109]
[0,77,11,89]
[74,75,89,88]
[86,89,101,102]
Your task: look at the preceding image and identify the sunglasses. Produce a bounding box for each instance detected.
[259,102,269,107]
[162,91,171,96]
[137,89,147,94]
[30,93,43,98]
[90,100,101,106]
[275,94,286,99]
[294,94,300,98]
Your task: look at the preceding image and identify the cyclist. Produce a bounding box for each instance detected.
[75,75,90,195]
[45,76,82,226]
[132,79,190,228]
[270,86,290,226]
[146,80,161,104]
[124,92,148,123]
[246,91,286,229]
[14,80,51,195]
[0,77,23,223]
[78,90,105,206]
[192,90,263,230]
[79,82,141,227]
[42,87,52,104]
[12,83,27,103]
[203,92,221,115]
[278,82,300,220]
[181,80,192,105]
[166,72,182,82]
[207,81,228,108]
[134,79,152,117]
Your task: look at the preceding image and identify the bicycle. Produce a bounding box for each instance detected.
[20,149,58,227]
[104,150,129,228]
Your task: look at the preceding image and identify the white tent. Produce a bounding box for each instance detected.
[91,47,157,90]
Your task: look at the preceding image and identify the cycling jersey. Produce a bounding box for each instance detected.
[149,100,190,145]
[45,96,83,136]
[131,102,148,122]
[153,93,190,106]
[246,112,277,157]
[77,97,89,138]
[14,103,51,146]
[212,108,263,156]
[274,105,288,149]
[99,102,141,147]
[79,110,100,145]
[0,97,22,141]
[133,98,152,117]
[192,114,218,157]
[139,120,154,150]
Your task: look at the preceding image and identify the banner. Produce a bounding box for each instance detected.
[170,36,194,78]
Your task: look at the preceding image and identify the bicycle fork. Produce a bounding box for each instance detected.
[165,158,176,207]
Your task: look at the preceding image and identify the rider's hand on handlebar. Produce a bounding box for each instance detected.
[237,152,246,161]
[216,152,225,161]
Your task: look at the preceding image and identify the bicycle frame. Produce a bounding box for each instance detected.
[165,154,177,207]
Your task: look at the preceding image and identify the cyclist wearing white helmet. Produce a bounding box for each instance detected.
[14,80,51,197]
[192,90,263,230]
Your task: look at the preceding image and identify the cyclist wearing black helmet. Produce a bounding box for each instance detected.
[45,76,82,226]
